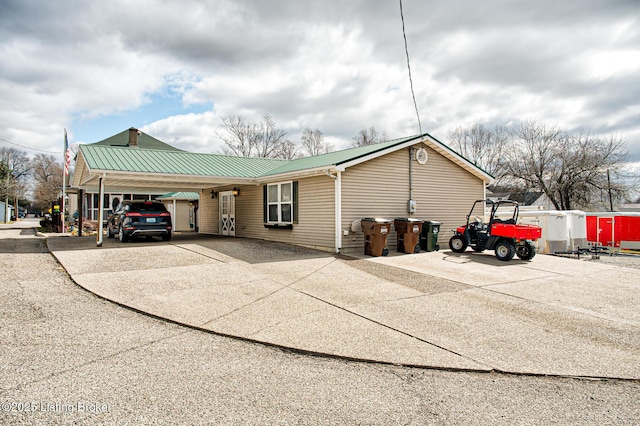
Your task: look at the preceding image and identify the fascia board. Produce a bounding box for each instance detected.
[335,135,493,183]
[85,169,254,184]
[334,139,420,171]
[254,166,337,184]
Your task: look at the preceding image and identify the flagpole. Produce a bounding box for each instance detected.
[62,129,67,233]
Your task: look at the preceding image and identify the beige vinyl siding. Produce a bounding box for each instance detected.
[198,189,219,234]
[340,143,485,254]
[78,156,92,187]
[233,175,336,251]
[173,201,193,232]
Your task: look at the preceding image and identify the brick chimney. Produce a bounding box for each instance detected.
[128,127,139,148]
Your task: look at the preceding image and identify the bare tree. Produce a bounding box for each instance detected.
[352,127,389,147]
[1,148,31,201]
[216,115,259,157]
[255,114,288,158]
[216,114,291,159]
[278,140,299,160]
[301,128,333,157]
[502,120,630,210]
[30,154,63,211]
[447,123,508,177]
[0,148,30,182]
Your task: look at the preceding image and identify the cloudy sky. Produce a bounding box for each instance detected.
[1,0,639,170]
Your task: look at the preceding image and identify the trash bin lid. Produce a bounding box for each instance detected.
[394,217,423,222]
[362,217,390,223]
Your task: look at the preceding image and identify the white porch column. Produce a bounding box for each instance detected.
[97,174,105,247]
[334,171,342,253]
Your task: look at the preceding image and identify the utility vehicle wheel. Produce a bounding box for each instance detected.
[495,240,515,261]
[516,241,536,260]
[107,226,114,238]
[118,225,129,242]
[162,233,172,241]
[449,235,467,253]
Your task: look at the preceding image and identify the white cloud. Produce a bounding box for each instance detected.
[0,0,639,168]
[140,111,220,153]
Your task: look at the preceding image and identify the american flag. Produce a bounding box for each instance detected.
[64,129,71,176]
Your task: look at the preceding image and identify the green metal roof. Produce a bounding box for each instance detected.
[80,144,286,177]
[157,191,200,200]
[91,129,184,151]
[261,135,423,176]
[78,131,492,183]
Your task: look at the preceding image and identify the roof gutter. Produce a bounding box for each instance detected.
[254,166,338,184]
[79,169,255,187]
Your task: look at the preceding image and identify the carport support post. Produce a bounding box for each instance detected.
[77,189,84,237]
[96,174,105,247]
[334,171,342,253]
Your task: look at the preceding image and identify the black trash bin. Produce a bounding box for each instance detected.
[420,221,441,252]
[361,218,391,257]
[394,218,423,254]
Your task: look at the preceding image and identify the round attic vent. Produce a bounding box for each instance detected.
[414,147,428,165]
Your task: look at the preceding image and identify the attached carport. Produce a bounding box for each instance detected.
[71,144,283,245]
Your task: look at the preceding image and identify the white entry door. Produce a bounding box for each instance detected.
[219,191,236,236]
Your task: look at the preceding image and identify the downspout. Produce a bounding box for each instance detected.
[408,147,416,217]
[409,148,414,202]
[97,173,105,247]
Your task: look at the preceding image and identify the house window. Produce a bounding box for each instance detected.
[267,181,293,223]
[263,181,298,227]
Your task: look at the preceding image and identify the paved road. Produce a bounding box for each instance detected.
[1,227,639,424]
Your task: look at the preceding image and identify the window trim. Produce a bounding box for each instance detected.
[266,181,293,224]
[264,181,298,226]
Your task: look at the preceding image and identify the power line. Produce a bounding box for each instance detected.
[399,0,423,135]
[0,137,60,154]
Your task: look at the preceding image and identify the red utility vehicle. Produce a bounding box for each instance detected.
[449,199,542,261]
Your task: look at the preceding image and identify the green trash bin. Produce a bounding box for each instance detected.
[420,221,441,252]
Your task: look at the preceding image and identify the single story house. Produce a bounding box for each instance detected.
[72,129,492,253]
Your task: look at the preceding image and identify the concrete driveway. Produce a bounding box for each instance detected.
[47,233,639,380]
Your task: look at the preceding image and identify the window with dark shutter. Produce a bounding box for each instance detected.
[263,180,297,227]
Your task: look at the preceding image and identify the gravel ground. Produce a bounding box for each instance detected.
[1,232,639,425]
[587,253,640,269]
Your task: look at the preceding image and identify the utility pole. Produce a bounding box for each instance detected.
[4,152,9,223]
[607,169,614,212]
